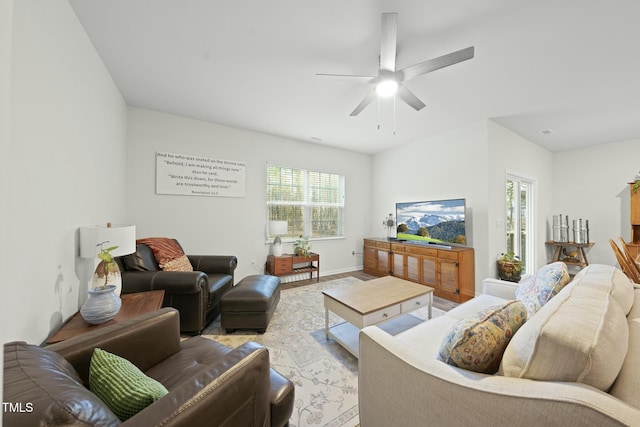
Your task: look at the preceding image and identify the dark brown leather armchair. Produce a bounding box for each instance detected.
[4,308,294,426]
[115,240,236,333]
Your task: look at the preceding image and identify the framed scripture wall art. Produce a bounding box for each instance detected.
[155,151,246,198]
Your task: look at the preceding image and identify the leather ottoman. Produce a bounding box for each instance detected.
[221,275,281,333]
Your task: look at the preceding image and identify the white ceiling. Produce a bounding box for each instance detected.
[68,0,640,155]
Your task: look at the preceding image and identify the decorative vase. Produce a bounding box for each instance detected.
[92,259,123,296]
[80,285,122,325]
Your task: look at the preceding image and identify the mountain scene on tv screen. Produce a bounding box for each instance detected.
[397,201,466,245]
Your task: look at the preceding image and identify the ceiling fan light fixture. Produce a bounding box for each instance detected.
[318,12,474,118]
[375,79,398,97]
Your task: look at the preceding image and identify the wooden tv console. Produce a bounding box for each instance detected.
[363,238,475,303]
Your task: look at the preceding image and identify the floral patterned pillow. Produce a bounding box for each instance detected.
[437,300,527,374]
[515,261,571,318]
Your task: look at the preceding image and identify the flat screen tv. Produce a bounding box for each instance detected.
[395,198,467,246]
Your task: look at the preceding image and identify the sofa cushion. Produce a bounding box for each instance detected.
[515,261,570,318]
[437,300,527,374]
[89,348,169,420]
[571,264,635,315]
[500,285,629,391]
[442,294,509,321]
[396,315,460,357]
[146,336,232,389]
[397,295,509,358]
[609,288,640,409]
[123,243,160,271]
[3,342,120,426]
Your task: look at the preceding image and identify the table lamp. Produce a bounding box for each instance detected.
[269,220,288,257]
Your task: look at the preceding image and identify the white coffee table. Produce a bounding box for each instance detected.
[323,276,434,358]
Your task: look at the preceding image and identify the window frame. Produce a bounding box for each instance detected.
[266,165,345,242]
[505,173,535,275]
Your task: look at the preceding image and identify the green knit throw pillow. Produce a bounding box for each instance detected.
[89,348,168,420]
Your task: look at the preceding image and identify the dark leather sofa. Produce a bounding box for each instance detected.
[3,308,295,426]
[115,240,236,333]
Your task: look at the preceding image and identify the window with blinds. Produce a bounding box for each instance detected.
[267,165,345,239]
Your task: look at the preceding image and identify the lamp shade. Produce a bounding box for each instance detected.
[269,220,288,236]
[80,224,136,258]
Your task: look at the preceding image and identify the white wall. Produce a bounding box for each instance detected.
[1,0,15,415]
[487,120,554,275]
[371,120,491,290]
[3,1,635,353]
[4,0,128,344]
[126,107,372,281]
[553,138,640,267]
[370,119,556,295]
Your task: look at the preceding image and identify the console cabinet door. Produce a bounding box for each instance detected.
[439,259,459,296]
[406,254,420,283]
[392,253,405,279]
[364,245,377,275]
[376,249,391,275]
[421,257,437,287]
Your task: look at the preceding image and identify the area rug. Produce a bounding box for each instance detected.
[202,277,444,427]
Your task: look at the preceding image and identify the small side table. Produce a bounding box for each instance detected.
[46,290,165,344]
[545,241,594,273]
[267,253,320,282]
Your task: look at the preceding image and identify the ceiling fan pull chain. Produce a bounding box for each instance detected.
[377,96,381,130]
[393,95,397,135]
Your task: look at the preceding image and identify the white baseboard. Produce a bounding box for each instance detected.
[277,265,364,283]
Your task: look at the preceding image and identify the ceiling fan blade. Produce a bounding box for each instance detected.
[400,46,474,81]
[379,13,397,71]
[350,89,377,116]
[316,73,377,84]
[397,85,426,111]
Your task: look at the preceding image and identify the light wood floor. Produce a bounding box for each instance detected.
[279,270,459,312]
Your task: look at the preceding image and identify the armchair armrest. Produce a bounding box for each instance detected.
[124,341,270,427]
[188,255,238,276]
[121,270,208,294]
[47,308,181,385]
[482,278,519,300]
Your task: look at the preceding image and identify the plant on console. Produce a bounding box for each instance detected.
[293,236,311,257]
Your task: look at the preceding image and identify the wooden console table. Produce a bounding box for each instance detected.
[363,238,475,303]
[267,253,320,282]
[46,290,165,344]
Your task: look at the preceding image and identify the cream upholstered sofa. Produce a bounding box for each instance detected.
[359,264,640,427]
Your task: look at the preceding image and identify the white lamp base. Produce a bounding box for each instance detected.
[273,243,283,257]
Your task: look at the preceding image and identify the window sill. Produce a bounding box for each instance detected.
[264,236,345,245]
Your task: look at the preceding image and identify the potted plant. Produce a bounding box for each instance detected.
[496,251,524,282]
[94,242,121,289]
[80,242,123,325]
[293,235,311,257]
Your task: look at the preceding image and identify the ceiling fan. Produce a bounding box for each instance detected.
[317,13,475,116]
